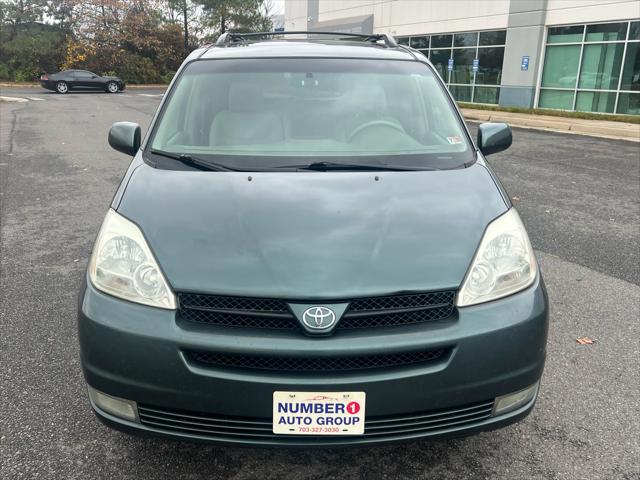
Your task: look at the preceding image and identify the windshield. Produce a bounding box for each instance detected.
[148,58,473,170]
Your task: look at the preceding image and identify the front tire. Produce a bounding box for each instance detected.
[106,81,119,93]
[56,81,68,94]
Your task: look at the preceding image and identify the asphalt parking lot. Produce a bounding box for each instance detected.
[1,87,639,480]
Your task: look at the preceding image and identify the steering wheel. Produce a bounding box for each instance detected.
[347,120,406,142]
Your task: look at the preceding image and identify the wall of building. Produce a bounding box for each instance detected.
[545,0,639,25]
[381,0,511,35]
[286,0,640,35]
[304,0,512,35]
[499,0,548,108]
[284,0,309,31]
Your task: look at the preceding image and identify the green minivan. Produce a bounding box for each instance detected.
[79,32,548,446]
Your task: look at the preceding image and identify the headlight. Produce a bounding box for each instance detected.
[88,209,176,309]
[457,208,536,307]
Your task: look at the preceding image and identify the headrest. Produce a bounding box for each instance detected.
[350,85,388,113]
[228,83,264,112]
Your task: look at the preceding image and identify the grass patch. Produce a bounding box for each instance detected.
[458,102,640,124]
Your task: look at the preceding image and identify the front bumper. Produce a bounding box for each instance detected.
[78,275,548,446]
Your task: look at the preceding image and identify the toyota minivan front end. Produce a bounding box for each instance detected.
[78,32,548,446]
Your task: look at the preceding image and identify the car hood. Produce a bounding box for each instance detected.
[117,162,507,299]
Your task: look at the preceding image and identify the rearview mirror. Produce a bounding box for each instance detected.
[477,123,512,156]
[108,122,141,156]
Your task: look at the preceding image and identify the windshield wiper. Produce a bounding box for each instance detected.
[150,149,237,172]
[275,161,428,171]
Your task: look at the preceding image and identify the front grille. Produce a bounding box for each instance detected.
[179,293,295,329]
[186,348,449,372]
[180,294,288,313]
[178,290,455,331]
[348,291,454,311]
[137,400,495,442]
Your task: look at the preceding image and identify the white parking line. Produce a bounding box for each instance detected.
[0,96,29,103]
[137,93,164,97]
[27,97,44,101]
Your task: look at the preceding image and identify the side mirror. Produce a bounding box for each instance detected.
[477,122,512,156]
[108,122,141,156]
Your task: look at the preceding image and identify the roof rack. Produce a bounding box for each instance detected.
[214,31,398,48]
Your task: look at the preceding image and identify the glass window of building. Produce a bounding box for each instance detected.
[579,43,624,90]
[538,20,640,115]
[474,86,500,104]
[479,30,507,46]
[548,25,584,43]
[539,89,575,110]
[402,29,506,104]
[585,23,627,42]
[621,42,640,90]
[541,45,581,88]
[454,32,477,47]
[430,48,451,80]
[477,47,505,85]
[449,85,472,102]
[410,36,429,49]
[451,48,475,84]
[431,34,453,48]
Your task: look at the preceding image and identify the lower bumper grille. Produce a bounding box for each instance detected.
[137,400,495,442]
[186,348,449,373]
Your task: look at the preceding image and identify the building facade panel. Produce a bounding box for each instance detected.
[545,0,640,25]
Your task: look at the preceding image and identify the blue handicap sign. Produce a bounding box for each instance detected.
[472,59,479,72]
[447,58,454,71]
[521,56,530,71]
[274,27,285,32]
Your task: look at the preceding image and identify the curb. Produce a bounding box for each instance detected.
[462,109,640,142]
[0,83,39,88]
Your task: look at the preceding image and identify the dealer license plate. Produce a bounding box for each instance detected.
[272,391,366,435]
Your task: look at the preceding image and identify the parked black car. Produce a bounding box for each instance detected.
[40,70,125,94]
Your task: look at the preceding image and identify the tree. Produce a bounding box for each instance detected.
[0,0,49,39]
[0,1,69,80]
[0,0,273,82]
[195,0,272,38]
[165,0,197,52]
[0,21,67,80]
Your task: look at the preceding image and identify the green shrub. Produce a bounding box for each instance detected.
[0,23,67,81]
[0,62,11,81]
[160,71,175,84]
[118,54,162,84]
[14,68,38,82]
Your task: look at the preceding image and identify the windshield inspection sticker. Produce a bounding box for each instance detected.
[447,136,463,145]
[273,391,366,435]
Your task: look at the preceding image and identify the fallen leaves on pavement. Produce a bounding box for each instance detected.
[576,336,596,345]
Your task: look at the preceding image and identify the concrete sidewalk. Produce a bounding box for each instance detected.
[462,108,640,142]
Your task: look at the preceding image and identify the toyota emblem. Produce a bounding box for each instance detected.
[302,306,336,330]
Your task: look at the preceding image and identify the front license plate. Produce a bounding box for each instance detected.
[273,391,366,435]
